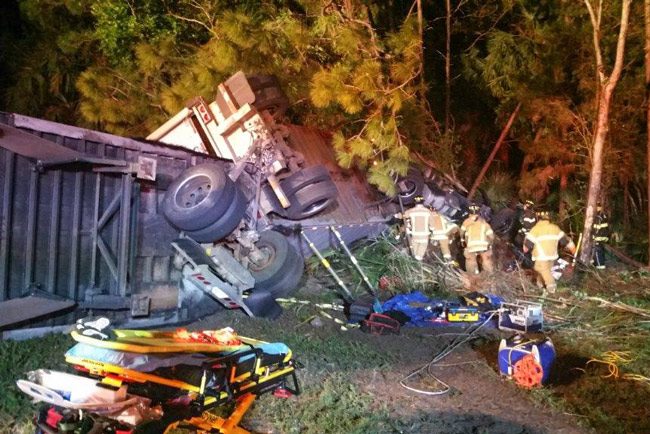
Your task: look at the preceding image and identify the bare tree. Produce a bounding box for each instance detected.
[578,0,632,265]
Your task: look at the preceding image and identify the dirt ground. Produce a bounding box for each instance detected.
[191,279,592,434]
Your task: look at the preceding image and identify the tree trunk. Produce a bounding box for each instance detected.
[468,103,521,200]
[645,0,650,264]
[444,0,452,132]
[580,87,614,263]
[578,0,631,265]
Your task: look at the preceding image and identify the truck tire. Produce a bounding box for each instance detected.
[285,180,338,220]
[248,75,290,119]
[184,186,247,243]
[249,230,304,298]
[162,163,234,231]
[393,167,424,206]
[280,165,332,197]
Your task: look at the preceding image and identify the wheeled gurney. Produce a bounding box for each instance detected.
[18,327,299,433]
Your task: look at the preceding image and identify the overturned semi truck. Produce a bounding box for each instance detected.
[0,72,392,334]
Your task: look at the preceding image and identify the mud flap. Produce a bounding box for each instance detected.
[245,291,283,319]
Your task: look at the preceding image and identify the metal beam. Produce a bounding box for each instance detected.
[0,151,15,300]
[89,144,105,288]
[68,140,85,299]
[97,190,121,230]
[117,174,133,296]
[23,168,39,289]
[96,234,118,282]
[47,170,62,293]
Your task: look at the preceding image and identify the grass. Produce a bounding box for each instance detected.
[0,333,74,433]
[250,374,390,434]
[5,240,650,434]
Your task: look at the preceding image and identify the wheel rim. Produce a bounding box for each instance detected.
[249,244,277,272]
[174,175,212,208]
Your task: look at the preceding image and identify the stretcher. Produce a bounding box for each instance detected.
[18,326,300,433]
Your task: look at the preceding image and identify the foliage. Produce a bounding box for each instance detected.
[482,171,517,209]
[310,8,430,195]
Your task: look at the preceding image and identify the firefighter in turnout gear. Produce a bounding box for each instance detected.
[398,196,434,261]
[592,203,610,269]
[461,204,494,274]
[517,200,537,246]
[523,210,576,294]
[429,208,459,263]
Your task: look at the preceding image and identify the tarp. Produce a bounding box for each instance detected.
[381,291,500,328]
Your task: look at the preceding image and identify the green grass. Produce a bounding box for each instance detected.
[0,333,74,433]
[251,374,390,434]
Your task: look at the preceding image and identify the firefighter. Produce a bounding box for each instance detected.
[592,203,610,269]
[429,207,459,263]
[517,200,537,246]
[523,210,576,294]
[398,196,434,261]
[460,204,494,274]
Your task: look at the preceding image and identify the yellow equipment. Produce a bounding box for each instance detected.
[20,326,299,434]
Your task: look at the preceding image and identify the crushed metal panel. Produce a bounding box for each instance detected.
[0,296,75,328]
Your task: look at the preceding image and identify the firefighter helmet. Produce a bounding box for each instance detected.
[524,199,534,208]
[536,209,550,220]
[414,195,424,204]
[468,204,480,214]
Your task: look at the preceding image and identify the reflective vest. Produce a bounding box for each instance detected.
[403,204,433,237]
[592,212,609,243]
[429,211,458,240]
[525,220,568,261]
[461,215,493,253]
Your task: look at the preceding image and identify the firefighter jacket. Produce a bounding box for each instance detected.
[524,220,574,261]
[460,215,493,253]
[402,204,433,238]
[429,211,458,241]
[592,212,610,243]
[519,208,537,234]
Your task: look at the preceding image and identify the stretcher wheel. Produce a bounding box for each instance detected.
[512,354,544,388]
[162,163,235,231]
